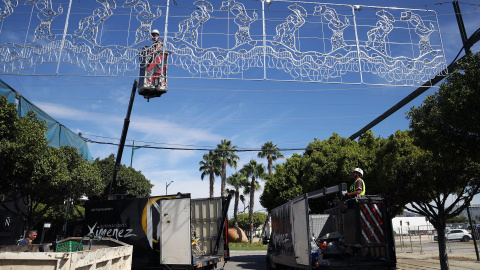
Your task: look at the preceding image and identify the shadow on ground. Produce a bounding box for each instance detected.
[226,254,266,269]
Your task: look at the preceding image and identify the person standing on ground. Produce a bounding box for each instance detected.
[19,230,37,245]
[345,168,365,198]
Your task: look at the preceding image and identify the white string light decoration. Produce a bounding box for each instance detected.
[0,0,447,87]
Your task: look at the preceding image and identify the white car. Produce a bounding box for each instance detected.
[434,229,472,242]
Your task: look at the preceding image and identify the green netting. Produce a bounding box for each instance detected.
[0,79,92,161]
[56,241,84,252]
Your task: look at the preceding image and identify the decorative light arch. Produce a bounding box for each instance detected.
[0,0,447,87]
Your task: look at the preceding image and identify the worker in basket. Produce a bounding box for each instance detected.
[343,168,365,199]
[151,29,163,49]
[138,29,168,99]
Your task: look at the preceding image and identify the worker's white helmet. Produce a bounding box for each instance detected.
[353,168,363,176]
[151,29,160,35]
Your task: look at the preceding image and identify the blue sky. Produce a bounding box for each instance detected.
[1,0,480,212]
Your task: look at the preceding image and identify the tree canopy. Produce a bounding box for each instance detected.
[405,53,480,270]
[0,96,103,227]
[215,139,239,197]
[92,154,153,199]
[0,96,153,231]
[199,150,221,198]
[228,212,267,234]
[258,141,284,175]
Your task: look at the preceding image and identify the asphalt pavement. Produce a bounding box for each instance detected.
[224,250,266,270]
[224,239,480,270]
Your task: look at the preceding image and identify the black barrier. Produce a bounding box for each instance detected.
[0,196,27,245]
[84,194,190,268]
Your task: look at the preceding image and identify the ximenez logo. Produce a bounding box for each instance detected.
[87,222,137,240]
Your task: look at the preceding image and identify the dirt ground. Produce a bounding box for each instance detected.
[395,235,480,269]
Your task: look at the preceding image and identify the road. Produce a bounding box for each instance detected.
[224,250,266,270]
[223,240,480,269]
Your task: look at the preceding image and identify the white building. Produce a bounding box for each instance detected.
[459,204,480,221]
[391,216,434,235]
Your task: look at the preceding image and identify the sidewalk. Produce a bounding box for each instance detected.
[395,235,480,269]
[397,250,480,270]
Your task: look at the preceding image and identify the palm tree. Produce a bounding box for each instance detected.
[241,159,266,243]
[227,172,249,228]
[258,142,283,239]
[258,141,284,175]
[215,139,239,197]
[199,150,221,198]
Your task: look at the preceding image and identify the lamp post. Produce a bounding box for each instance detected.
[166,181,174,195]
[130,141,150,167]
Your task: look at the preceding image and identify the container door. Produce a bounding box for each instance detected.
[292,199,309,266]
[160,198,191,264]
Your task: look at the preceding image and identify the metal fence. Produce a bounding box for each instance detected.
[395,223,480,256]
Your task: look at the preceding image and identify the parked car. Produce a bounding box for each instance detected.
[434,229,472,242]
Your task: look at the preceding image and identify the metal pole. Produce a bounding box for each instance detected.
[166,181,173,195]
[40,226,45,244]
[453,1,471,55]
[130,140,135,167]
[408,223,413,253]
[419,226,425,254]
[62,199,71,238]
[110,80,138,198]
[466,206,480,261]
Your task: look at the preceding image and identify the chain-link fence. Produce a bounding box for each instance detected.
[394,223,480,256]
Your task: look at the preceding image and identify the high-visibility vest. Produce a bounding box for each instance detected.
[349,178,365,195]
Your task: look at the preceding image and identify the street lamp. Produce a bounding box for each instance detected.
[130,141,150,167]
[166,181,174,195]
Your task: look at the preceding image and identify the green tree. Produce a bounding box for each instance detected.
[228,212,267,234]
[370,130,427,217]
[227,172,249,228]
[215,139,239,197]
[199,150,221,198]
[60,146,104,200]
[260,153,304,212]
[92,154,153,199]
[1,97,68,228]
[446,216,468,224]
[241,159,266,243]
[258,141,284,175]
[0,96,105,228]
[301,133,368,192]
[406,53,480,270]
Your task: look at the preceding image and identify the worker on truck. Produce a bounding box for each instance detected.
[344,168,365,198]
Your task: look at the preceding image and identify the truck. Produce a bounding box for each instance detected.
[265,183,396,270]
[83,193,231,270]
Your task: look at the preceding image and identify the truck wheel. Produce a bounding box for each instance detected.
[266,257,276,270]
[462,235,470,242]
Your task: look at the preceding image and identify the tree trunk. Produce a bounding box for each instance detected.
[261,213,270,239]
[234,189,239,228]
[268,159,273,175]
[436,222,449,270]
[209,172,214,198]
[249,177,255,244]
[221,161,227,197]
